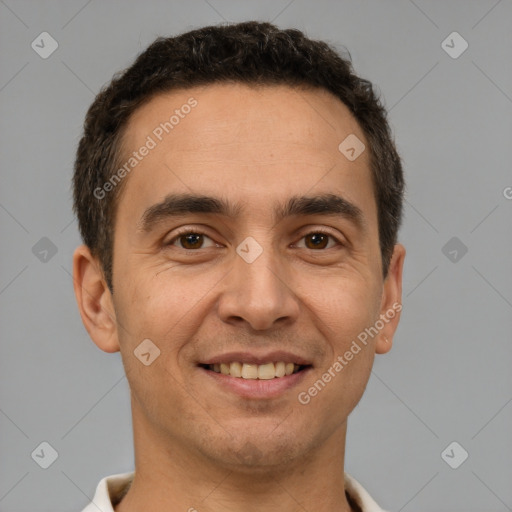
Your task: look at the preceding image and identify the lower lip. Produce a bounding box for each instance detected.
[199,366,311,399]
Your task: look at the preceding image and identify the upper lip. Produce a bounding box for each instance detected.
[199,350,313,366]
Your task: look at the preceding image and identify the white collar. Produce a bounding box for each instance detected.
[81,471,388,512]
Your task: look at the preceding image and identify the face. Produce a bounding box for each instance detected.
[76,83,404,470]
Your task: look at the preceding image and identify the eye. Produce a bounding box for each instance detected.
[294,231,342,250]
[167,230,218,250]
[166,229,342,251]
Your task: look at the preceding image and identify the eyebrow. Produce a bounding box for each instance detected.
[138,192,366,233]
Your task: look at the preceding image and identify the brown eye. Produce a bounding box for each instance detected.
[304,233,329,249]
[179,233,204,249]
[168,231,217,250]
[294,231,341,250]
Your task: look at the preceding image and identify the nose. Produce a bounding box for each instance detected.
[217,247,300,331]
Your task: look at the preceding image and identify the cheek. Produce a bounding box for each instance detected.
[297,273,381,396]
[116,266,207,335]
[297,270,382,343]
[113,275,205,428]
[113,266,224,379]
[298,287,379,433]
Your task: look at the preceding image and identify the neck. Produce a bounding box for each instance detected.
[116,404,354,512]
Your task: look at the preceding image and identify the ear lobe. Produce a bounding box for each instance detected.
[72,244,120,353]
[375,243,406,355]
[375,335,393,354]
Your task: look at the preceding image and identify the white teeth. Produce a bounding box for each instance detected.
[230,361,242,378]
[241,364,258,379]
[207,361,303,379]
[275,361,286,378]
[257,363,275,380]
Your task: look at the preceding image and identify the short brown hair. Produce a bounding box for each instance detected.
[73,21,404,292]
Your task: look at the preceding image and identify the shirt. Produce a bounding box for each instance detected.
[81,471,388,512]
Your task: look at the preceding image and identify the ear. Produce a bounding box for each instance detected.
[375,243,406,355]
[72,244,120,353]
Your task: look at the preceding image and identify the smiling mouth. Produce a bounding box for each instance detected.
[199,362,311,380]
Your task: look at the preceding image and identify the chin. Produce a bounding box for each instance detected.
[201,428,311,473]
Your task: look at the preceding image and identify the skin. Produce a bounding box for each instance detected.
[73,83,405,512]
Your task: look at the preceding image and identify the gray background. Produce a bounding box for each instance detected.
[0,1,511,511]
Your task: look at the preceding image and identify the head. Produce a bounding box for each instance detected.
[73,22,405,471]
[74,21,404,293]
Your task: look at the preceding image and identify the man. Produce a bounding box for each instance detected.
[73,21,405,512]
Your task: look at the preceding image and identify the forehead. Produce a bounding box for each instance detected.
[117,83,375,227]
[124,83,365,155]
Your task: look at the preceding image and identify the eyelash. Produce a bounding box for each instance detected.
[166,227,344,250]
